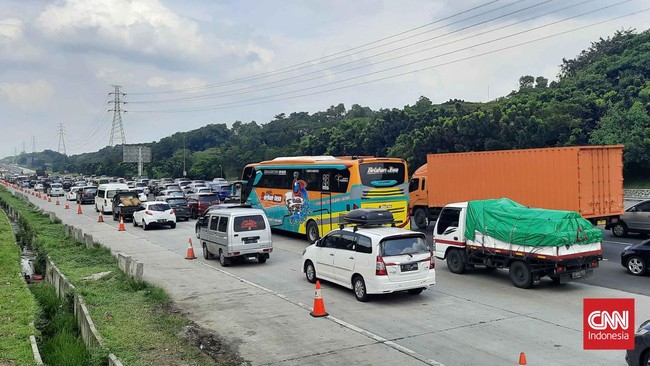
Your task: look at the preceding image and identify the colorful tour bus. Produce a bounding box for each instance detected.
[241,156,410,242]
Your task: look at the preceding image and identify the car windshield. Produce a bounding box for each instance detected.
[148,203,171,211]
[167,198,186,205]
[381,235,429,256]
[197,195,217,202]
[83,188,97,194]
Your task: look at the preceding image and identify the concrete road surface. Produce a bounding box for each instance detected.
[9,188,650,366]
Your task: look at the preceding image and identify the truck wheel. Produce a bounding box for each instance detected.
[446,249,466,274]
[258,255,267,264]
[306,221,319,244]
[626,256,646,276]
[414,208,428,229]
[509,261,533,288]
[611,222,628,237]
[113,212,118,221]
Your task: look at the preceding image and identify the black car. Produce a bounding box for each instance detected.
[626,319,650,366]
[76,186,97,204]
[621,239,650,276]
[156,196,191,221]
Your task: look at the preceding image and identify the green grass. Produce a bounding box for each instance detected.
[0,206,40,366]
[624,180,650,189]
[0,188,218,366]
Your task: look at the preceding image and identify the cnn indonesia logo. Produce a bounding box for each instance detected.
[583,298,635,350]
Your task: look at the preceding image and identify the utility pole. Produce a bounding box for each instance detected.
[183,135,186,177]
[57,123,67,155]
[21,141,25,154]
[108,85,127,146]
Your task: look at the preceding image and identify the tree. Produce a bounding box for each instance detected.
[518,75,535,90]
[535,76,548,88]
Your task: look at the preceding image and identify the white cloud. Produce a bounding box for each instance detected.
[0,79,55,108]
[36,0,208,60]
[0,18,41,62]
[146,76,207,91]
[0,18,23,40]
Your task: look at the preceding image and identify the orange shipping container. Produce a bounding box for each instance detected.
[408,145,624,228]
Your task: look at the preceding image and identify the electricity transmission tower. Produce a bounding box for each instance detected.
[108,85,127,146]
[57,123,67,155]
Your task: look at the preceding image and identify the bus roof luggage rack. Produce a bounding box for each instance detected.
[342,209,396,227]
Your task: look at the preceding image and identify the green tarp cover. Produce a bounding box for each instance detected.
[464,198,603,247]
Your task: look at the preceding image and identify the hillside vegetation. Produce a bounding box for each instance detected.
[6,29,650,179]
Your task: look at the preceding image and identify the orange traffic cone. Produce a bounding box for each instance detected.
[118,216,125,231]
[47,196,52,203]
[43,194,48,201]
[310,280,329,317]
[185,238,196,260]
[98,213,104,223]
[55,199,60,206]
[77,204,83,215]
[64,203,70,209]
[518,352,527,365]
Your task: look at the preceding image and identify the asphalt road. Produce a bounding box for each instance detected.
[11,188,650,366]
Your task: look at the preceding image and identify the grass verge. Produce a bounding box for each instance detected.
[0,205,39,365]
[0,188,219,366]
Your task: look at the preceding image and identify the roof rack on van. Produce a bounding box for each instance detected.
[339,209,399,231]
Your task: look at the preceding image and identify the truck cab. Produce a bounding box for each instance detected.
[432,202,467,261]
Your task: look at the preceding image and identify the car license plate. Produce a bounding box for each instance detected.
[571,270,585,279]
[157,219,166,223]
[596,220,606,225]
[243,238,258,244]
[400,263,418,272]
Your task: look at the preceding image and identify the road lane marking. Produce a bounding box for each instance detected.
[196,260,444,366]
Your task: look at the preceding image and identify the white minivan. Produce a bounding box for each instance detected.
[95,183,129,214]
[198,208,273,266]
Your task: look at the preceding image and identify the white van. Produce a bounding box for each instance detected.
[95,183,130,214]
[198,208,273,266]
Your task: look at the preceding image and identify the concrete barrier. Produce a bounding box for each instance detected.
[30,335,44,365]
[73,294,104,348]
[117,252,144,281]
[46,257,76,299]
[108,353,124,366]
[83,233,95,249]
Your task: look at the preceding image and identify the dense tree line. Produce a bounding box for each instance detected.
[7,29,650,180]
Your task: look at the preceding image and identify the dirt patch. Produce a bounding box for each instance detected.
[157,302,249,366]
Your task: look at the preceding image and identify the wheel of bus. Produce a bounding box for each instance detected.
[413,208,428,229]
[446,249,466,274]
[509,260,533,289]
[306,221,319,244]
[202,243,213,260]
[219,250,230,267]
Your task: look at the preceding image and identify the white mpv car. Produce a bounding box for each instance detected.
[133,201,176,230]
[302,209,436,302]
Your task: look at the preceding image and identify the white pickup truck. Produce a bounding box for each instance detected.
[433,198,603,288]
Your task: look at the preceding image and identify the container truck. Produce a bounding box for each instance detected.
[409,145,624,229]
[433,198,603,288]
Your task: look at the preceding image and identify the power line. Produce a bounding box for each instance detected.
[130,6,649,113]
[130,0,574,106]
[130,0,634,113]
[127,0,502,96]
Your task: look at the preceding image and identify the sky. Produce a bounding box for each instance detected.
[0,0,648,158]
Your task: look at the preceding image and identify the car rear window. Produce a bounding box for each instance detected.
[148,203,171,211]
[233,215,266,232]
[381,235,429,256]
[197,195,218,202]
[167,198,186,205]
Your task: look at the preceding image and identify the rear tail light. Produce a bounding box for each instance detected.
[145,211,153,216]
[554,266,565,274]
[590,260,599,268]
[376,256,387,276]
[171,209,175,215]
[429,251,435,269]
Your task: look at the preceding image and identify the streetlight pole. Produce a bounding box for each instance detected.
[219,164,223,178]
[182,135,186,177]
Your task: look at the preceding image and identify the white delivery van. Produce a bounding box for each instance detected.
[95,183,130,214]
[199,208,273,266]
